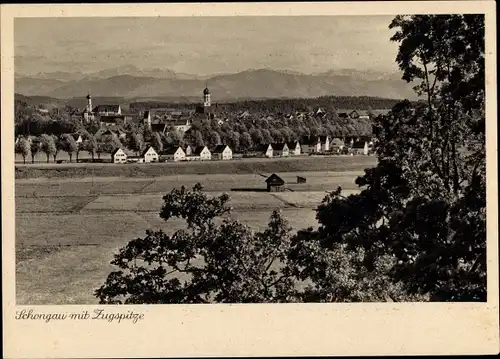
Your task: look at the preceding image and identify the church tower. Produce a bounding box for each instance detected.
[86,93,93,113]
[203,86,211,108]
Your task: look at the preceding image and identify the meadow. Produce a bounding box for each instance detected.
[15,166,369,304]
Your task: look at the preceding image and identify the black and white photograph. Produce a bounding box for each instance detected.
[2,1,498,357]
[12,12,488,305]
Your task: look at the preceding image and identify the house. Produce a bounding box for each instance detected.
[271,143,289,157]
[212,145,233,160]
[351,140,369,155]
[111,148,127,164]
[265,173,285,192]
[301,137,321,154]
[162,146,186,162]
[287,141,301,156]
[357,110,370,120]
[170,118,192,134]
[141,146,159,163]
[194,146,211,161]
[184,145,194,156]
[99,115,129,127]
[336,109,360,119]
[93,105,122,116]
[330,138,345,153]
[319,135,330,152]
[253,144,273,158]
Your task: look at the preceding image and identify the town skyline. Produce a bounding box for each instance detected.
[15,16,399,76]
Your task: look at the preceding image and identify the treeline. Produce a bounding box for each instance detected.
[129,95,404,113]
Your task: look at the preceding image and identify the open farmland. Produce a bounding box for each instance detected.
[15,155,377,179]
[15,167,369,304]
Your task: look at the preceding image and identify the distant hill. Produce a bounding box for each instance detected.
[15,67,418,101]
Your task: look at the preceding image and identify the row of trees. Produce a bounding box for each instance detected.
[130,95,405,114]
[15,129,167,164]
[96,14,486,303]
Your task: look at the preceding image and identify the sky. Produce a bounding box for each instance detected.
[15,16,400,76]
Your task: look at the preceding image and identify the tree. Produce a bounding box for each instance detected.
[29,136,41,164]
[152,132,164,153]
[95,185,298,304]
[101,135,122,157]
[208,131,221,148]
[84,135,98,161]
[126,132,144,156]
[15,137,31,164]
[304,15,486,301]
[51,135,61,162]
[60,134,78,163]
[239,132,253,153]
[250,128,264,145]
[40,134,56,163]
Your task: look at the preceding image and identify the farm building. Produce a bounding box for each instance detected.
[301,137,321,154]
[351,141,369,155]
[111,148,127,164]
[162,146,186,162]
[320,135,330,152]
[287,141,301,156]
[194,146,211,161]
[265,173,285,192]
[212,145,233,160]
[271,143,289,157]
[141,146,159,163]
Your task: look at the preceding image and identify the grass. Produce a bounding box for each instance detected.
[15,155,377,179]
[15,196,97,213]
[15,167,370,305]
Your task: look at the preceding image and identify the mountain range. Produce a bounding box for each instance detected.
[15,65,418,101]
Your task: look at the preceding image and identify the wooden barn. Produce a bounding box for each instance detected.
[297,176,307,184]
[265,174,285,192]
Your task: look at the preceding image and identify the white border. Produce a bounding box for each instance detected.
[2,2,498,357]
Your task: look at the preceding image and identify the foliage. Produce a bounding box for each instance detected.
[59,134,78,162]
[304,14,486,301]
[96,185,299,303]
[15,137,31,164]
[40,134,56,163]
[126,132,144,156]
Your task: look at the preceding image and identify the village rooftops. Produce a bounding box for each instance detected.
[253,144,272,152]
[193,146,208,155]
[162,146,183,155]
[140,146,155,157]
[212,144,229,153]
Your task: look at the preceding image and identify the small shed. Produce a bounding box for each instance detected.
[297,176,307,184]
[265,173,285,192]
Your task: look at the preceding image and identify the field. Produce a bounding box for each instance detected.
[15,159,373,304]
[15,155,377,179]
